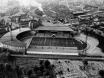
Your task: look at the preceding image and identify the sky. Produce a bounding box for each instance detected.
[17,0,43,11]
[0,0,103,12]
[0,0,8,6]
[0,0,43,12]
[0,0,43,6]
[0,0,103,6]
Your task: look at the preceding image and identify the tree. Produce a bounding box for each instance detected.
[58,70,63,75]
[5,64,18,78]
[0,63,4,71]
[0,52,8,63]
[39,65,44,73]
[0,63,5,78]
[5,64,13,72]
[82,59,89,70]
[99,70,104,78]
[15,65,22,78]
[44,60,51,69]
[0,52,16,65]
[39,60,44,65]
[43,71,50,77]
[82,59,88,65]
[27,69,33,77]
[7,53,16,65]
[34,66,39,73]
[51,64,55,68]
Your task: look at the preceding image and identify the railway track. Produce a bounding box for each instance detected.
[11,54,104,61]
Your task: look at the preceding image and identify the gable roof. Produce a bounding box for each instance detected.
[34,26,73,32]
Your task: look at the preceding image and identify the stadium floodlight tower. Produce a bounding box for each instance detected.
[9,23,13,41]
[78,14,93,56]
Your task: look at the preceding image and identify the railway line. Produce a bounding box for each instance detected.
[11,54,104,61]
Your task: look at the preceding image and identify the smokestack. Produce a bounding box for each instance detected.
[16,0,43,11]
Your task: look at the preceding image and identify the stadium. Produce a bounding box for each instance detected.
[0,21,102,57]
[1,0,104,78]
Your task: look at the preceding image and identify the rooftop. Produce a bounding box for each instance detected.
[34,26,74,31]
